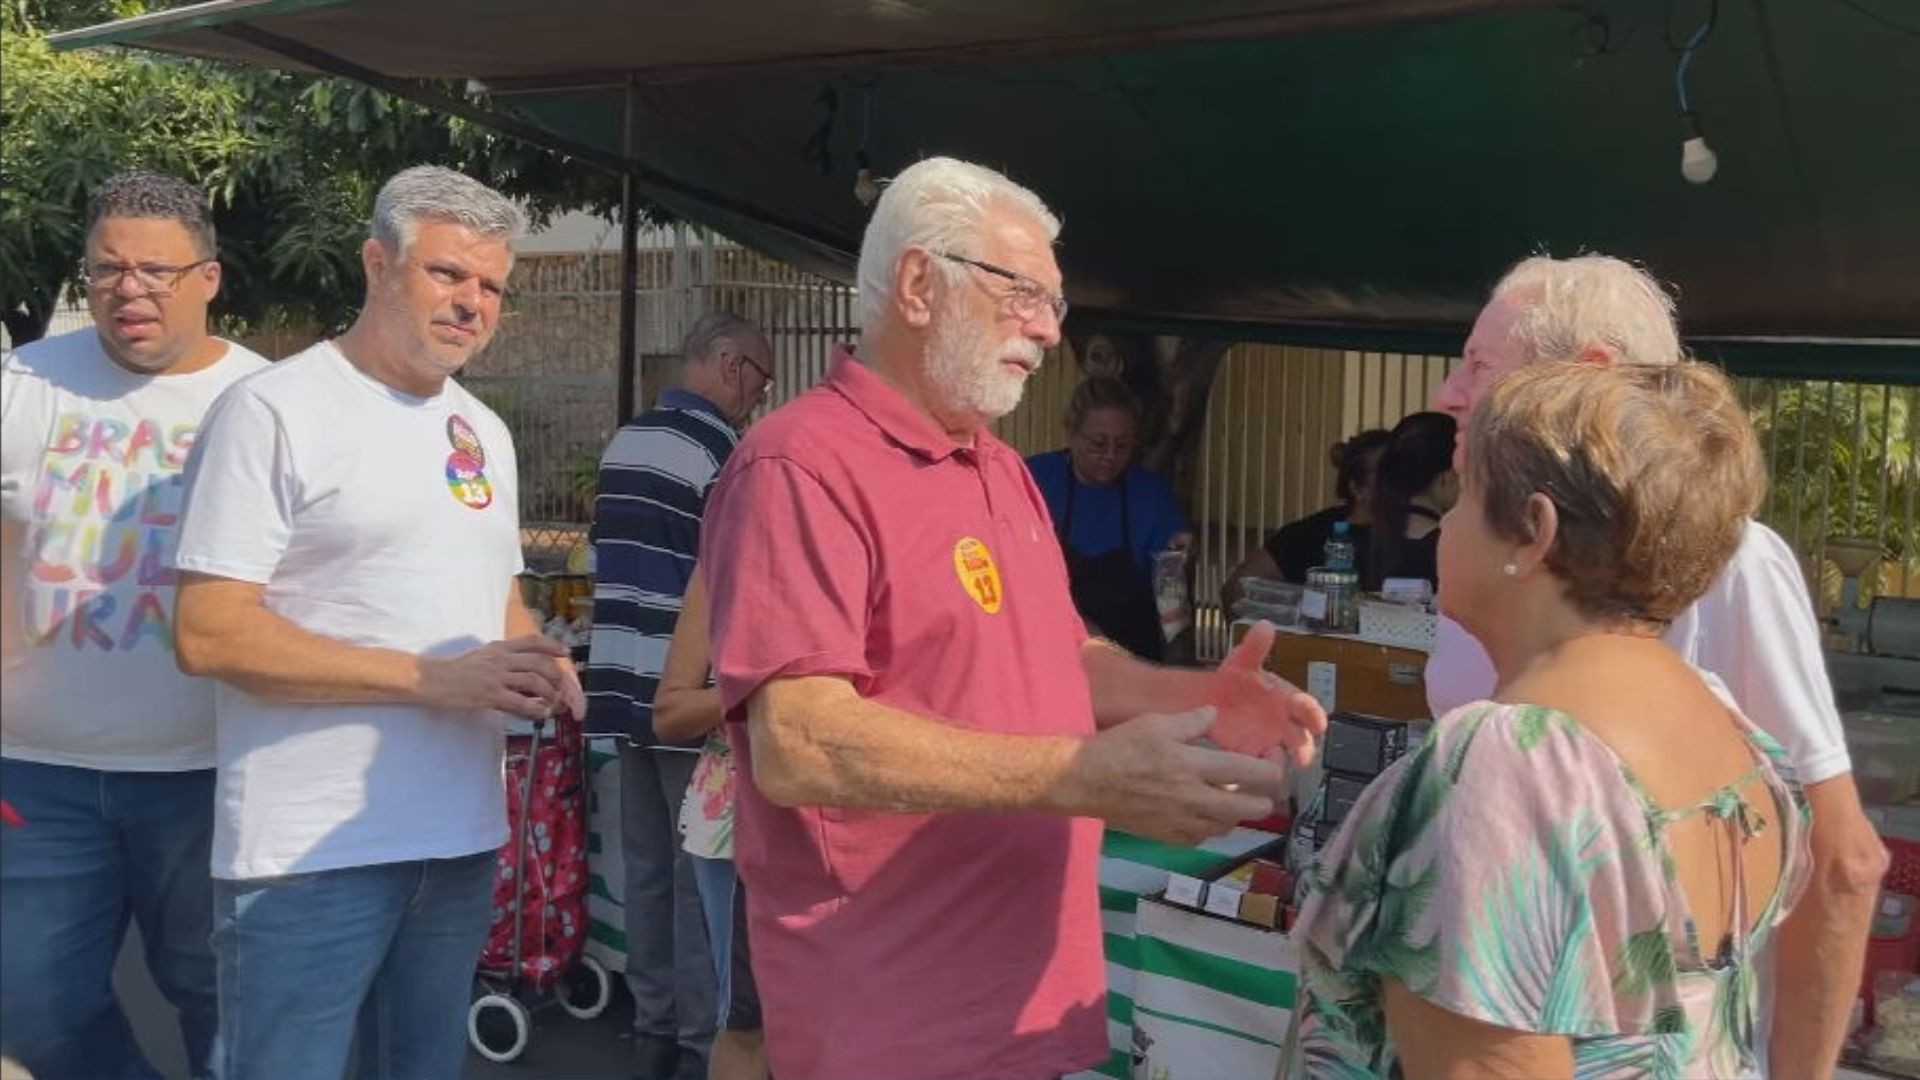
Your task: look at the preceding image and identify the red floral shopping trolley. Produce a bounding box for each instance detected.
[466,707,616,1063]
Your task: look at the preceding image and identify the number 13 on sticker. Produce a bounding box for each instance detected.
[951,537,1003,614]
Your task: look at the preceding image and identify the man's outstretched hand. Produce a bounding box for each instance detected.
[1204,621,1326,767]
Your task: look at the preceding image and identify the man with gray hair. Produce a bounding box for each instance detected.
[699,157,1323,1079]
[172,165,583,1079]
[1429,252,1884,1079]
[584,309,772,1079]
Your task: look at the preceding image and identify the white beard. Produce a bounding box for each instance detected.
[925,310,1042,423]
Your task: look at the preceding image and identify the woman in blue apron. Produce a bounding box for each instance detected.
[1027,378,1192,661]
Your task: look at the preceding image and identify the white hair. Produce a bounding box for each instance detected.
[854,156,1061,328]
[1492,254,1682,367]
[371,165,527,255]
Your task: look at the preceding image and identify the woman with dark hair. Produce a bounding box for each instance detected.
[1222,429,1391,606]
[1027,377,1192,660]
[1365,411,1458,590]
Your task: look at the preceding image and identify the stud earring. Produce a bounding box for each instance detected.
[1501,562,1520,577]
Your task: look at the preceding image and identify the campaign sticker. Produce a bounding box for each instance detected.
[446,450,494,509]
[952,536,1003,615]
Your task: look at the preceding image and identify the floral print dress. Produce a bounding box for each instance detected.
[1292,695,1811,1080]
[679,727,736,860]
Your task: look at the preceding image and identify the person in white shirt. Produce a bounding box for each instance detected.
[171,166,584,1080]
[0,170,269,1080]
[1427,253,1886,1078]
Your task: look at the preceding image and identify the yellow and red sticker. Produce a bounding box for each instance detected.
[952,536,1003,614]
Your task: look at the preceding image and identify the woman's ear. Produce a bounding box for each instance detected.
[1513,492,1559,574]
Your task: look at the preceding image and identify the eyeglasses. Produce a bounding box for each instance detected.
[1076,434,1137,458]
[81,259,214,298]
[738,353,775,397]
[935,252,1069,324]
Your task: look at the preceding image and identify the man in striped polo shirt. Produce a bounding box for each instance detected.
[585,311,772,1080]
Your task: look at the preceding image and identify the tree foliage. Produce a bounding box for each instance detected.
[2,1,624,344]
[1749,379,1920,605]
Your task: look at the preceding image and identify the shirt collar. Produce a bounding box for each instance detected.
[657,387,731,426]
[826,347,997,464]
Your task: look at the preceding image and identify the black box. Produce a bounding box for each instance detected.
[1317,771,1375,833]
[1322,711,1413,779]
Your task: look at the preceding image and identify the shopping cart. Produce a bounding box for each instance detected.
[467,708,617,1063]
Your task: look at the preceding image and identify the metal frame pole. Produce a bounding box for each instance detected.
[616,78,640,423]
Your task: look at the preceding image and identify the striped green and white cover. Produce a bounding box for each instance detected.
[584,745,629,972]
[1072,827,1281,1080]
[1131,896,1297,1080]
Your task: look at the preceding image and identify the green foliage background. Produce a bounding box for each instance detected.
[2,0,622,343]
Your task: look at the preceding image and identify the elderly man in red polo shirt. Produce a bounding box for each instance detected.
[700,156,1325,1080]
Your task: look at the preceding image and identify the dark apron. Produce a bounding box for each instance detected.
[1060,472,1165,662]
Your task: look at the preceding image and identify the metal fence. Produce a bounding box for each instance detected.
[1188,348,1456,660]
[1738,377,1920,614]
[470,227,861,570]
[20,236,1911,639]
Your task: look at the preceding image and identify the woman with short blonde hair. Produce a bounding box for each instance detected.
[1294,360,1809,1079]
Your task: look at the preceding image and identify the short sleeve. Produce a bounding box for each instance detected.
[701,456,874,713]
[173,386,296,583]
[485,415,526,576]
[1301,704,1677,1039]
[0,355,48,523]
[1673,523,1850,784]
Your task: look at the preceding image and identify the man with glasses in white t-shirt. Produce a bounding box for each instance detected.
[0,170,269,1079]
[1427,253,1886,1079]
[172,166,584,1080]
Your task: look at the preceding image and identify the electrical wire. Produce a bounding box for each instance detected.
[1676,19,1712,113]
[1665,0,1719,51]
[1671,0,1718,113]
[1838,0,1920,37]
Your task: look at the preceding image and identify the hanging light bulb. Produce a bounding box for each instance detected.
[1679,112,1718,185]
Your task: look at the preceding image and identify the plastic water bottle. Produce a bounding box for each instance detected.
[1304,522,1359,632]
[1324,521,1356,572]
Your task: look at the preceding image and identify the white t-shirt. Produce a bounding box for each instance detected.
[1426,520,1852,784]
[173,341,524,879]
[1,330,269,771]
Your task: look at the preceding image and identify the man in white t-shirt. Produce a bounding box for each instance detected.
[0,171,269,1079]
[172,166,583,1080]
[1427,253,1886,1078]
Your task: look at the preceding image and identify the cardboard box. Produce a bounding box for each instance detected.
[1204,880,1247,919]
[1242,623,1433,721]
[1164,873,1207,908]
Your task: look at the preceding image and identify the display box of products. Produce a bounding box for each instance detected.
[1153,839,1297,931]
[1136,849,1301,1080]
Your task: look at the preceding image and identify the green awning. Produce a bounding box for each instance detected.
[53,0,1920,379]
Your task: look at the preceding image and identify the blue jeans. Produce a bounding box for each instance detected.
[0,758,218,1080]
[209,852,495,1080]
[689,854,736,1025]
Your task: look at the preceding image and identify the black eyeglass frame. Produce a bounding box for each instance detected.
[933,251,1069,323]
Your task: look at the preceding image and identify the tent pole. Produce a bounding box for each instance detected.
[617,78,639,423]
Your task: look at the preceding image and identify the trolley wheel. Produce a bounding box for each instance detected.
[559,953,613,1020]
[468,992,532,1063]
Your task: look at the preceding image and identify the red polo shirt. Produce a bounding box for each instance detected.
[702,352,1107,1080]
